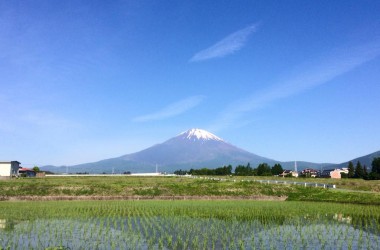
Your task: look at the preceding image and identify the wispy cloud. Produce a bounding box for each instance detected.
[190,23,259,62]
[133,95,205,122]
[209,40,380,131]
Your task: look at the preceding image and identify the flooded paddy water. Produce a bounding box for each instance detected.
[0,200,379,249]
[1,215,379,249]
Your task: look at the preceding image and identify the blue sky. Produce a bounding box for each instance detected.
[1,0,380,167]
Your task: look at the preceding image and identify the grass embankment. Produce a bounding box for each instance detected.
[234,176,380,192]
[1,176,379,204]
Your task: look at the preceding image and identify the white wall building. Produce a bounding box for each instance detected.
[0,161,20,178]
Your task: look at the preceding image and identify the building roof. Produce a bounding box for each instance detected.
[323,169,337,172]
[19,167,35,172]
[282,170,293,173]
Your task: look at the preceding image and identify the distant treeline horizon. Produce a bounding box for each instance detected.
[175,158,380,180]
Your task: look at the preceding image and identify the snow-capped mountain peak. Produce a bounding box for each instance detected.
[179,128,224,142]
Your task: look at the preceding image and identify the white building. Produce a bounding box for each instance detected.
[340,168,349,175]
[0,161,20,178]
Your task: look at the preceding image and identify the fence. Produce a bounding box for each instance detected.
[184,175,336,189]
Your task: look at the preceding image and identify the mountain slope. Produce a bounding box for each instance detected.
[120,128,275,167]
[42,128,377,174]
[333,150,380,169]
[43,129,277,173]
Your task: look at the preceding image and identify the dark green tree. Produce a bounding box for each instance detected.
[235,163,253,176]
[347,161,355,178]
[174,169,187,175]
[234,165,244,175]
[32,166,40,172]
[354,161,364,179]
[227,165,233,174]
[256,163,272,176]
[363,165,369,180]
[271,164,283,175]
[189,165,233,176]
[252,168,258,176]
[370,157,380,180]
[215,165,232,175]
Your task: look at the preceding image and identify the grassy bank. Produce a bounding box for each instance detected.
[233,175,380,192]
[1,176,379,204]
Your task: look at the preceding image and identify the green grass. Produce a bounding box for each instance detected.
[233,175,380,192]
[1,200,379,222]
[0,176,379,205]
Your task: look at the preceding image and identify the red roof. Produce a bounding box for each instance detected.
[19,167,35,172]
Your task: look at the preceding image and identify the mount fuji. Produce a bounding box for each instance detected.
[119,128,275,169]
[43,129,273,173]
[43,128,334,173]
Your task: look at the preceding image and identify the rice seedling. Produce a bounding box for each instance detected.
[0,200,379,249]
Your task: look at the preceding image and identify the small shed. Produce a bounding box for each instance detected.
[36,172,46,178]
[0,161,20,179]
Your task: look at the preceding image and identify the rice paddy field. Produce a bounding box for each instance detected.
[1,200,380,249]
[1,176,380,249]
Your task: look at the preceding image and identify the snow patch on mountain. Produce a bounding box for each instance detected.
[179,128,224,142]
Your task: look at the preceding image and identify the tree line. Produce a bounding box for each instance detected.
[174,163,284,176]
[174,157,380,180]
[344,157,380,180]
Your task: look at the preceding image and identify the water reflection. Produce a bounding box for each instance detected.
[0,216,379,249]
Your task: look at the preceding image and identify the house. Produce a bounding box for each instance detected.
[300,168,319,178]
[320,168,344,179]
[279,170,291,177]
[292,171,299,178]
[340,168,349,175]
[0,161,20,179]
[279,170,298,177]
[18,167,36,177]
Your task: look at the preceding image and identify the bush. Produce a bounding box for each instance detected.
[340,173,348,178]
